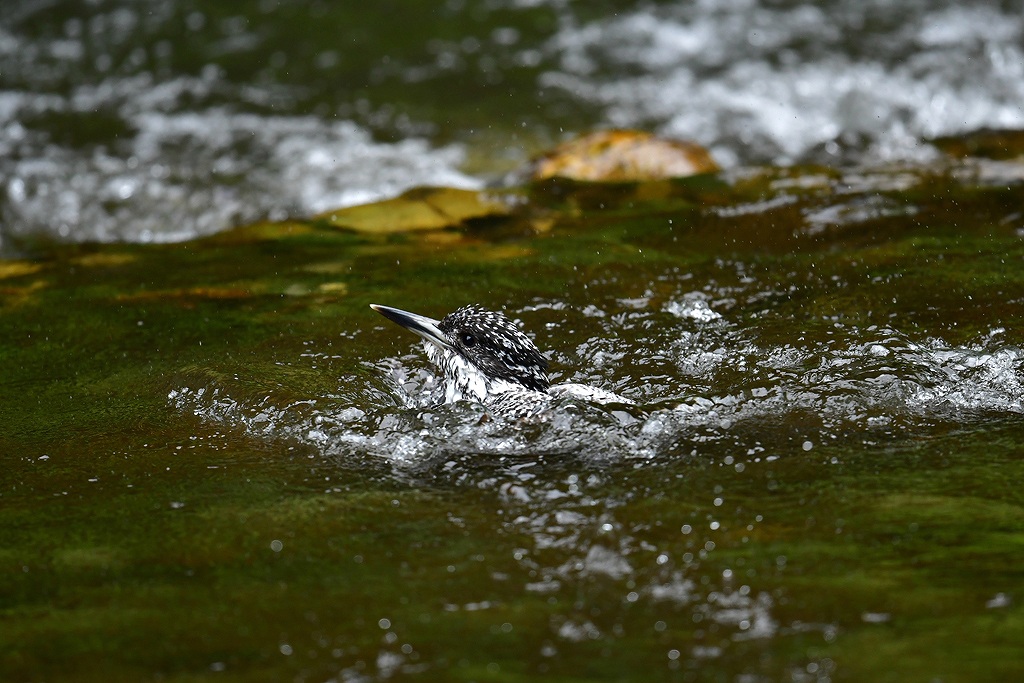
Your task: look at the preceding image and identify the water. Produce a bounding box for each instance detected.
[170,293,1024,464]
[4,164,1023,679]
[159,264,1024,680]
[544,0,1024,165]
[3,2,1024,681]
[3,0,1024,251]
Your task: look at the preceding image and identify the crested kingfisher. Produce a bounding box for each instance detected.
[370,303,628,418]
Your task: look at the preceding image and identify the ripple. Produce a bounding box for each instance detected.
[541,1,1024,166]
[169,317,1023,473]
[1,95,479,246]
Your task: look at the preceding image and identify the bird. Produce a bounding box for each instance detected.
[370,303,629,418]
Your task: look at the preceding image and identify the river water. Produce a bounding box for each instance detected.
[2,2,1024,682]
[2,0,1023,250]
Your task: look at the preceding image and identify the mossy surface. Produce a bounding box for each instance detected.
[2,152,1024,681]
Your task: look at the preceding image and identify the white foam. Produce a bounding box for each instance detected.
[663,326,1024,436]
[4,2,1024,248]
[541,2,1024,165]
[1,89,480,245]
[664,293,722,323]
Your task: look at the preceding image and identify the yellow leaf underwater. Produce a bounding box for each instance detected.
[315,187,514,233]
[530,130,719,182]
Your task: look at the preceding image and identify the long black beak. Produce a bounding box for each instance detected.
[370,304,455,351]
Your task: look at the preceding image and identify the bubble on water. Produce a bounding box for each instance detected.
[557,620,601,642]
[580,545,632,580]
[985,593,1011,609]
[376,651,404,678]
[168,295,1024,482]
[647,574,695,604]
[664,293,722,323]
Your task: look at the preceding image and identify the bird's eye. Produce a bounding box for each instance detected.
[460,332,476,347]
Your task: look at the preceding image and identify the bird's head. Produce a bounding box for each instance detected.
[370,303,549,393]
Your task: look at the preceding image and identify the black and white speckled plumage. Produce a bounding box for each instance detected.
[436,305,549,393]
[370,303,628,418]
[371,303,551,417]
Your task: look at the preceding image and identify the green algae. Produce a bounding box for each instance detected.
[2,151,1024,681]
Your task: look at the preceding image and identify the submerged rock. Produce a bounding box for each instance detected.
[307,131,720,235]
[526,130,719,182]
[314,186,515,233]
